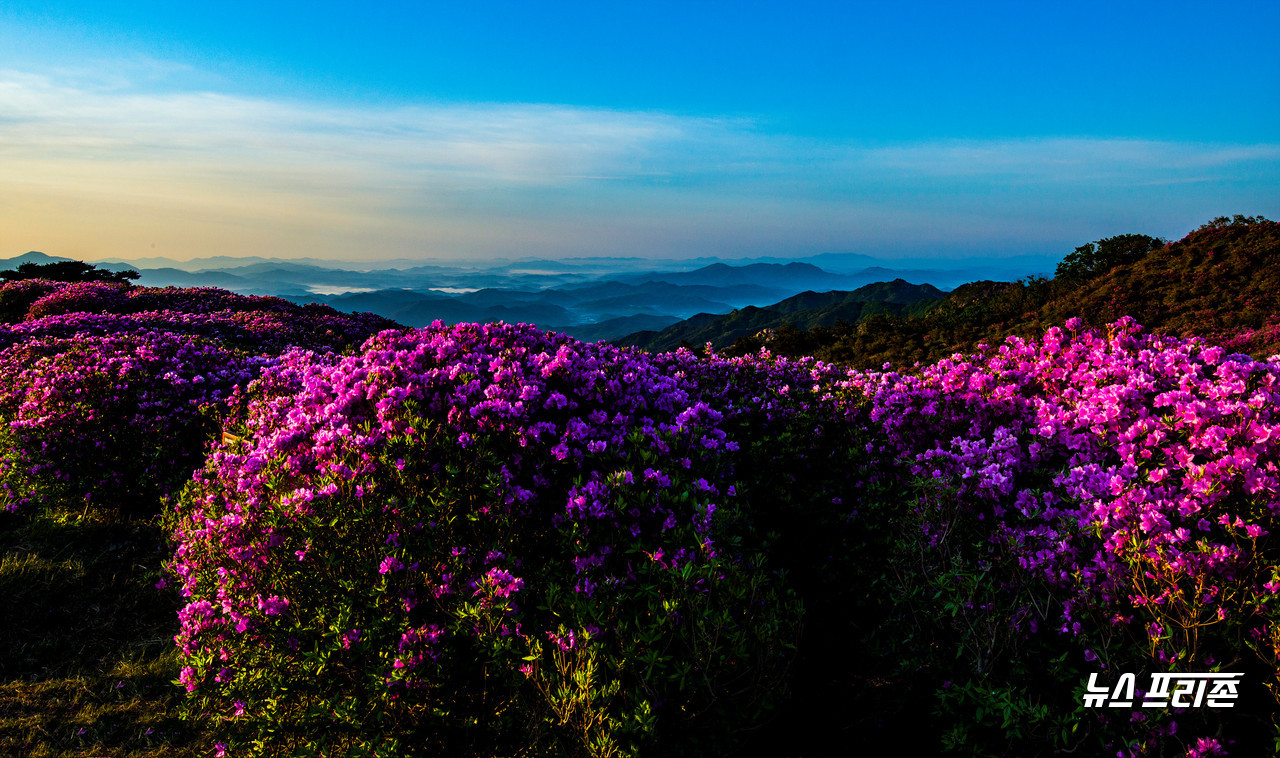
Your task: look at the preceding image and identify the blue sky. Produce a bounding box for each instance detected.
[1,1,1277,263]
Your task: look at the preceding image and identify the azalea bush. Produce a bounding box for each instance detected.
[0,331,263,516]
[26,280,130,320]
[165,317,1280,756]
[167,323,816,757]
[841,317,1280,755]
[0,279,393,352]
[120,287,395,352]
[0,284,392,517]
[0,278,64,322]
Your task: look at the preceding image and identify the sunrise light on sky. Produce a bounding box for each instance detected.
[1,1,1277,263]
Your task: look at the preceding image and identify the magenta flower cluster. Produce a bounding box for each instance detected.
[843,317,1280,655]
[0,279,393,515]
[169,320,733,647]
[166,314,1280,754]
[840,317,1280,754]
[0,279,393,353]
[0,330,264,512]
[26,281,130,320]
[166,321,825,753]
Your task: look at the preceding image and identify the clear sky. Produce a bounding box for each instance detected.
[1,1,1277,263]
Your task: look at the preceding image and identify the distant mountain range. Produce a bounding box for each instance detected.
[8,221,1275,363]
[2,248,1060,343]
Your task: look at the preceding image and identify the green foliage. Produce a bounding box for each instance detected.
[862,475,1093,755]
[0,260,140,284]
[1054,234,1166,284]
[1198,214,1272,231]
[718,398,910,753]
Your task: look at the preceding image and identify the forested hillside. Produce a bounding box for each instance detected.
[720,216,1280,366]
[620,279,945,352]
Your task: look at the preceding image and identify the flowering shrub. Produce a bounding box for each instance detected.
[168,323,806,757]
[123,287,296,315]
[1,279,391,353]
[0,331,265,516]
[841,317,1280,754]
[10,308,391,356]
[121,288,395,352]
[26,281,129,320]
[0,278,64,322]
[0,284,394,517]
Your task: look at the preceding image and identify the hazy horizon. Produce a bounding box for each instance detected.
[2,1,1277,265]
[7,245,1066,276]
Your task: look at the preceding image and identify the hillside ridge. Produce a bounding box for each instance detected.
[621,219,1280,366]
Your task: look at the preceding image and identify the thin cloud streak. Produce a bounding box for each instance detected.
[0,70,704,186]
[855,139,1280,182]
[1,69,1276,262]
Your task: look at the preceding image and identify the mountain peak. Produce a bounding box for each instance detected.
[2,251,74,267]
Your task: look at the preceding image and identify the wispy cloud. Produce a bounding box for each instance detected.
[0,69,708,184]
[854,138,1280,182]
[1,68,1276,262]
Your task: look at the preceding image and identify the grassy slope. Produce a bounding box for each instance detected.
[0,511,201,757]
